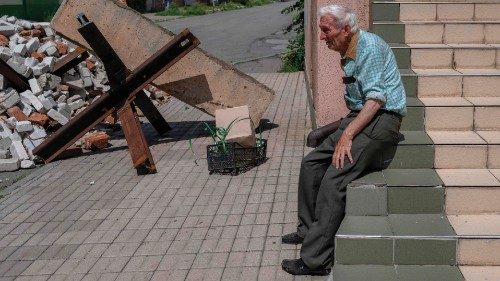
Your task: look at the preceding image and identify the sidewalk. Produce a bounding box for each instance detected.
[0,72,327,281]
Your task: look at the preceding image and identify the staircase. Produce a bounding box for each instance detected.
[331,1,500,280]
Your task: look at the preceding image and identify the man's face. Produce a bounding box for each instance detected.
[319,14,350,53]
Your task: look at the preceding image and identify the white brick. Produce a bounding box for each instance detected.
[24,57,38,68]
[0,158,20,172]
[18,20,33,30]
[12,44,28,56]
[6,16,17,24]
[10,140,29,160]
[20,159,35,169]
[29,125,47,140]
[29,78,42,96]
[32,63,50,76]
[0,149,10,159]
[58,103,72,119]
[17,36,27,45]
[0,47,12,61]
[22,138,35,159]
[68,99,85,111]
[38,41,56,53]
[15,121,33,133]
[20,90,45,113]
[6,57,31,78]
[19,100,33,116]
[47,109,68,125]
[0,88,20,109]
[26,37,40,54]
[42,56,56,71]
[0,136,12,150]
[44,26,54,37]
[4,117,16,129]
[46,46,59,57]
[38,96,54,111]
[0,122,12,139]
[65,79,84,90]
[0,26,15,36]
[47,75,61,90]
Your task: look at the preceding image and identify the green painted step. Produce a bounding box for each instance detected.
[402,97,424,131]
[368,131,434,170]
[335,215,457,265]
[348,169,443,215]
[373,2,400,22]
[372,22,405,44]
[391,43,411,70]
[331,265,464,281]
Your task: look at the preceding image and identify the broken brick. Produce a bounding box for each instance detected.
[6,106,28,121]
[56,42,68,56]
[0,34,8,47]
[58,84,69,92]
[28,112,49,126]
[85,58,96,71]
[83,132,110,150]
[31,52,46,62]
[20,29,42,38]
[103,114,117,125]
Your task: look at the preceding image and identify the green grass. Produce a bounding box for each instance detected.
[155,0,272,17]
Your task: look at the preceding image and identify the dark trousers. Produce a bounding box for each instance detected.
[297,111,401,270]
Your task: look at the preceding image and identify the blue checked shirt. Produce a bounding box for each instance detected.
[341,30,407,116]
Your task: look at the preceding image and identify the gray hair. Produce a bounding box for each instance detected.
[319,5,359,33]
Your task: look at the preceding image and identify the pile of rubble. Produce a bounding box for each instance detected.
[0,15,169,172]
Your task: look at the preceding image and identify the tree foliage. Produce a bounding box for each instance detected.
[280,0,304,72]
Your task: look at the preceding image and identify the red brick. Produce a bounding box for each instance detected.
[58,85,70,92]
[103,114,117,125]
[56,42,69,56]
[20,29,42,38]
[0,34,8,47]
[31,52,46,62]
[28,112,49,126]
[6,106,28,121]
[83,132,110,150]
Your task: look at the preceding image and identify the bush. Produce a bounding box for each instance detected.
[280,0,304,72]
[127,0,147,13]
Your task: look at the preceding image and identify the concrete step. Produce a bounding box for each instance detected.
[449,215,500,265]
[437,169,500,214]
[420,97,500,131]
[391,44,500,69]
[428,131,500,169]
[402,68,500,98]
[335,214,457,265]
[331,265,464,281]
[372,21,500,44]
[373,2,500,22]
[348,169,444,215]
[460,266,500,280]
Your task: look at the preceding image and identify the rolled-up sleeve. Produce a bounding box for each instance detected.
[356,46,387,104]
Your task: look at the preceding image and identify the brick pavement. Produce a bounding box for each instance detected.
[0,72,326,281]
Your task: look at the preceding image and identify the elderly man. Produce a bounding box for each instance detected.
[281,4,406,276]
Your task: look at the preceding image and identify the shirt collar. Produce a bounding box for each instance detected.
[343,31,360,60]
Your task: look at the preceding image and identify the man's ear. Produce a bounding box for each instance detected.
[342,25,351,36]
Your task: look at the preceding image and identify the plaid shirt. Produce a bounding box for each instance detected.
[341,30,407,116]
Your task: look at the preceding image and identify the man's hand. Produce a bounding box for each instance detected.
[333,132,353,169]
[332,99,384,169]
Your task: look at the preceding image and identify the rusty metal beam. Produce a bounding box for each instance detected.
[118,103,156,174]
[77,13,171,135]
[52,46,90,76]
[32,28,199,165]
[0,59,30,91]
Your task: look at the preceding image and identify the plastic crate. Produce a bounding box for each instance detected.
[207,139,267,175]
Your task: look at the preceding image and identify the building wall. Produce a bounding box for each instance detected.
[304,0,371,127]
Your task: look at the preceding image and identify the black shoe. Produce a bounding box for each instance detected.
[281,232,304,245]
[281,258,330,276]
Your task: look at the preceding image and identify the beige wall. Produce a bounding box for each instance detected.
[305,0,371,127]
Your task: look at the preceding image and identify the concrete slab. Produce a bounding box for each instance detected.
[51,0,274,127]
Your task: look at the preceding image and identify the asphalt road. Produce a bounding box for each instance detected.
[159,1,296,71]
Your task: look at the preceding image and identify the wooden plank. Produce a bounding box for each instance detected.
[51,0,274,127]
